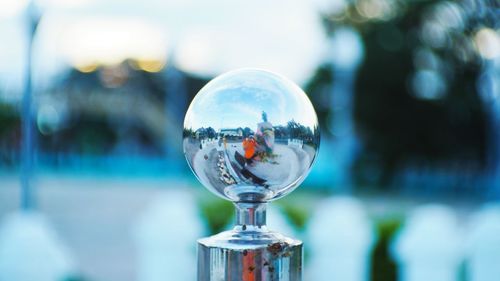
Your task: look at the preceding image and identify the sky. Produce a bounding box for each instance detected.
[0,0,330,101]
[184,69,319,132]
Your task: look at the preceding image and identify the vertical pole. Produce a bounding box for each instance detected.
[20,1,38,211]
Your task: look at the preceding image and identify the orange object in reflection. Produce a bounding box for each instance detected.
[242,250,256,281]
[242,137,257,159]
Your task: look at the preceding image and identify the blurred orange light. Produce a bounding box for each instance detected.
[137,60,165,73]
[75,63,98,73]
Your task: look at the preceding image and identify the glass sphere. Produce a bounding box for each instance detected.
[183,69,320,202]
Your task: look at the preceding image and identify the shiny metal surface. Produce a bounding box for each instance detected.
[183,68,320,203]
[198,230,302,281]
[184,69,318,281]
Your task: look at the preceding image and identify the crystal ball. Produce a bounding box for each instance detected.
[183,69,320,202]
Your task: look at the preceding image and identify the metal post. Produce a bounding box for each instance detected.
[197,202,302,281]
[20,1,39,210]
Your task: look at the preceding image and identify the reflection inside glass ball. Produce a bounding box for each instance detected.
[183,69,320,202]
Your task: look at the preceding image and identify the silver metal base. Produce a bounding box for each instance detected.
[198,228,302,281]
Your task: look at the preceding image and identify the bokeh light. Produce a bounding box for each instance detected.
[0,0,500,280]
[0,0,29,18]
[60,18,168,69]
[474,28,500,60]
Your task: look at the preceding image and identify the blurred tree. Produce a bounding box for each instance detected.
[37,62,210,163]
[305,64,334,136]
[199,197,234,235]
[242,127,254,138]
[308,0,495,189]
[370,218,401,281]
[0,102,20,166]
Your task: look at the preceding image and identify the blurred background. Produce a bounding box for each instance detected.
[0,0,499,280]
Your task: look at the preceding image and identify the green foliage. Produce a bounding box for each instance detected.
[0,103,20,166]
[0,103,19,136]
[275,191,319,231]
[198,195,234,235]
[199,191,315,234]
[304,65,334,138]
[370,218,402,281]
[277,201,310,231]
[310,0,492,188]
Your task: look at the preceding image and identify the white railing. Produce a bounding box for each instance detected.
[0,212,77,281]
[287,138,303,148]
[200,138,219,149]
[391,205,464,281]
[132,190,203,281]
[306,197,375,281]
[2,190,500,281]
[466,204,500,281]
